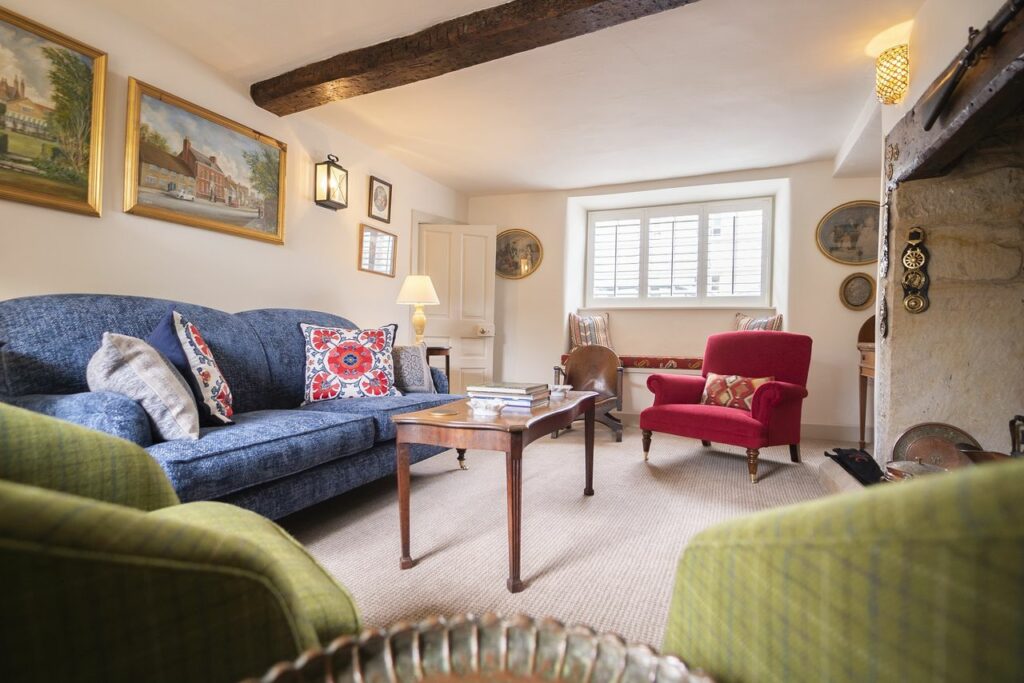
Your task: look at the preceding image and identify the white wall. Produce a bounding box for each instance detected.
[468,161,880,440]
[0,0,467,340]
[882,0,1005,133]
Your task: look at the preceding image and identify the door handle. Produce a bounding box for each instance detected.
[477,324,495,337]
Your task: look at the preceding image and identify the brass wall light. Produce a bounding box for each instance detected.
[876,44,910,105]
[314,154,348,210]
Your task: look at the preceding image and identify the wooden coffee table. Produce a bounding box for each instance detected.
[393,391,597,593]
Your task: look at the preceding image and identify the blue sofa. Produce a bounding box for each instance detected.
[0,294,458,519]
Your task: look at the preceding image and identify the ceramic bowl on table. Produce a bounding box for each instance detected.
[467,398,504,417]
[549,384,573,400]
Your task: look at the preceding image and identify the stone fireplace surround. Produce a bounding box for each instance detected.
[875,8,1024,461]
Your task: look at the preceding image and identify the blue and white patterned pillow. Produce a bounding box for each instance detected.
[392,343,435,394]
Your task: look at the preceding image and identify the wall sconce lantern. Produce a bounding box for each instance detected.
[876,44,910,105]
[314,154,348,210]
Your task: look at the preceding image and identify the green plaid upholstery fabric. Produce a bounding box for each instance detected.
[0,402,179,510]
[662,459,1024,683]
[152,501,360,645]
[0,402,361,681]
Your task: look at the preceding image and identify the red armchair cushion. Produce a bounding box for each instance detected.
[700,372,773,411]
[640,404,767,448]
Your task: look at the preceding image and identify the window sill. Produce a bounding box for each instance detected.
[580,305,777,312]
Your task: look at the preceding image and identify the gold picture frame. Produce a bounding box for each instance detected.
[358,223,396,277]
[839,272,876,311]
[124,78,287,244]
[0,7,106,216]
[496,228,543,279]
[815,200,880,265]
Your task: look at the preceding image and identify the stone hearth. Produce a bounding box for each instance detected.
[875,7,1024,460]
[877,111,1024,457]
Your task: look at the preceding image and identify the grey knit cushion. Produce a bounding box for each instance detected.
[392,343,434,394]
[87,333,200,441]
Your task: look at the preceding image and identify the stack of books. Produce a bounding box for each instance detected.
[465,382,550,410]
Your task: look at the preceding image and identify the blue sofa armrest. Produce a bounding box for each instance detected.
[1,392,153,447]
[430,367,449,394]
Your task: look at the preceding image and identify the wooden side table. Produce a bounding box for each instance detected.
[426,345,451,382]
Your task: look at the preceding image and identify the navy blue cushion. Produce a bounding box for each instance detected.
[236,308,357,410]
[0,295,272,414]
[147,309,234,427]
[299,394,462,442]
[146,409,375,502]
[2,391,153,446]
[428,367,448,395]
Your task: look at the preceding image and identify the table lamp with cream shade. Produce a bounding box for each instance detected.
[396,275,440,344]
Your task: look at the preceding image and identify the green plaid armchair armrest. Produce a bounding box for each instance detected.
[0,402,178,510]
[662,459,1024,683]
[0,478,346,683]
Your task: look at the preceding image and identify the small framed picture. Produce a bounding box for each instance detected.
[358,224,396,277]
[496,228,543,279]
[839,272,876,311]
[368,175,392,223]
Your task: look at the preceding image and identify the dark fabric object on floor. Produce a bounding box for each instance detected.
[826,447,884,485]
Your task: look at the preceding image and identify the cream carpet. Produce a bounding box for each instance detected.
[282,427,835,648]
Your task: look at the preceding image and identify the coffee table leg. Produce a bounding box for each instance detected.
[397,439,415,569]
[584,402,595,496]
[506,433,524,593]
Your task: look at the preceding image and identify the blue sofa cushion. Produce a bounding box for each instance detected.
[0,295,272,414]
[236,308,357,410]
[2,391,153,446]
[146,409,375,502]
[299,394,461,442]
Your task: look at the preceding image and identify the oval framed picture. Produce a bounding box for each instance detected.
[815,200,881,265]
[840,272,876,311]
[496,228,543,279]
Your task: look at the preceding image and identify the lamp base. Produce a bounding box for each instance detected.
[411,304,426,344]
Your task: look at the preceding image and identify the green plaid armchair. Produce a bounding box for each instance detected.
[0,403,360,683]
[663,457,1024,682]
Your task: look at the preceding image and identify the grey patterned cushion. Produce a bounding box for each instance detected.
[392,343,434,394]
[87,333,200,441]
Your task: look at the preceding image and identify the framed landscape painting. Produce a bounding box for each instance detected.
[815,200,880,265]
[124,79,286,244]
[0,7,106,216]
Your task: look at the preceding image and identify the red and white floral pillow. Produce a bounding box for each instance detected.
[301,323,401,402]
[700,372,773,411]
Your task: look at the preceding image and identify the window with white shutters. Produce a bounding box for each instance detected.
[585,197,772,308]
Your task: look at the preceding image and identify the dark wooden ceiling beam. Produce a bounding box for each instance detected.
[251,0,700,116]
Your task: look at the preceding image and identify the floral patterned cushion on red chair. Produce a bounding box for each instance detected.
[700,372,773,411]
[301,323,400,402]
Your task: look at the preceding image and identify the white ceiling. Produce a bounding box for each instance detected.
[94,0,923,194]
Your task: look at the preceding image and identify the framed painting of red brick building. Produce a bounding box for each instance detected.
[124,78,286,244]
[0,7,106,216]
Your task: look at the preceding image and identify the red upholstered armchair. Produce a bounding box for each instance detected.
[640,331,812,483]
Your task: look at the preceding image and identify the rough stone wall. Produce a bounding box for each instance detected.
[876,110,1024,459]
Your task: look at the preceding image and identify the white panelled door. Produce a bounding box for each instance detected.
[418,224,496,393]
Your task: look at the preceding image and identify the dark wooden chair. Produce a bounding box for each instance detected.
[553,344,623,442]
